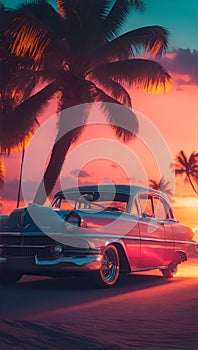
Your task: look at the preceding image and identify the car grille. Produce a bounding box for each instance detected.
[0,234,57,257]
[3,246,45,257]
[0,235,54,246]
[0,234,97,258]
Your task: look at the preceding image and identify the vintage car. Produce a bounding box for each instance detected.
[0,185,195,287]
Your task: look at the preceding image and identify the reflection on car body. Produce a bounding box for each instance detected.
[0,185,195,287]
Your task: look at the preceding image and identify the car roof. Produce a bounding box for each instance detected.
[54,184,169,201]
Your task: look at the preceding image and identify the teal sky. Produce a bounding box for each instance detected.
[3,0,198,50]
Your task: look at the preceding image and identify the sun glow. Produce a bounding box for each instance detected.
[141,79,172,94]
[173,197,198,208]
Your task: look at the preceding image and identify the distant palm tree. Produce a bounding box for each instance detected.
[149,176,173,198]
[0,160,5,187]
[0,161,5,213]
[0,0,171,204]
[174,150,198,195]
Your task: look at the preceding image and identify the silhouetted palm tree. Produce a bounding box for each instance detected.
[149,176,173,198]
[0,160,5,187]
[0,0,171,204]
[0,2,55,155]
[174,150,198,195]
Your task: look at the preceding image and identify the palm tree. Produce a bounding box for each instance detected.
[149,176,173,198]
[174,150,198,195]
[0,160,5,187]
[0,0,171,204]
[0,159,5,212]
[0,2,57,156]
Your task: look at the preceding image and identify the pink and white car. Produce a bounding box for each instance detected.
[0,185,195,287]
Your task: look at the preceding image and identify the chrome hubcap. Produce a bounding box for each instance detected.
[101,248,118,283]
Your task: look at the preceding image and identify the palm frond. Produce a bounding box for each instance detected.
[149,176,173,196]
[92,78,132,108]
[90,59,171,94]
[89,84,138,142]
[149,179,159,190]
[0,1,6,15]
[18,0,66,38]
[189,152,198,166]
[6,6,68,69]
[10,18,50,62]
[57,0,72,19]
[175,169,185,175]
[175,150,188,167]
[104,0,145,40]
[174,150,198,195]
[85,25,169,73]
[108,25,168,58]
[0,81,58,155]
[75,0,112,24]
[71,0,113,49]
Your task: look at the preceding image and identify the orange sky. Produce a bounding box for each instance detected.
[0,2,197,235]
[1,75,198,233]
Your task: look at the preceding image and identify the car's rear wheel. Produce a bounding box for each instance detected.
[93,245,120,288]
[0,270,23,284]
[161,264,178,278]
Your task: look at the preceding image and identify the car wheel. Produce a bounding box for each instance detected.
[161,264,178,278]
[93,245,120,288]
[0,270,23,284]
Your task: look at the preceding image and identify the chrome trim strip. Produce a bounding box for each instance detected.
[1,232,196,246]
[3,245,48,248]
[60,233,195,245]
[35,254,102,270]
[133,265,167,272]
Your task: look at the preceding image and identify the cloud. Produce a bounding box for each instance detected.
[0,176,95,203]
[160,48,198,85]
[0,179,19,201]
[70,168,91,178]
[0,179,43,202]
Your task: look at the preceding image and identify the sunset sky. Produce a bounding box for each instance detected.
[0,0,198,234]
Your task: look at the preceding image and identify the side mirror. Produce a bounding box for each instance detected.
[142,211,152,218]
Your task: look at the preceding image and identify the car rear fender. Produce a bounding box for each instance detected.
[105,240,131,274]
[171,250,187,265]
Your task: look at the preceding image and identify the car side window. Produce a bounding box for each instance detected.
[153,197,168,220]
[138,194,153,217]
[130,198,139,216]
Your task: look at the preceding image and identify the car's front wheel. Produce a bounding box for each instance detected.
[93,245,120,288]
[161,264,178,278]
[0,270,23,284]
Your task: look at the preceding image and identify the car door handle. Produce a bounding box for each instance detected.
[157,221,164,226]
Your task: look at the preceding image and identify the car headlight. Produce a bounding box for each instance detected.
[54,244,63,254]
[48,244,63,255]
[65,212,81,227]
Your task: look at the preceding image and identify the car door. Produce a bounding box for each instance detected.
[137,192,166,268]
[152,195,175,265]
[123,197,141,270]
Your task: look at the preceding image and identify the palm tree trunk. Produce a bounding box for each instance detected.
[187,175,198,195]
[17,145,25,208]
[33,80,89,205]
[33,130,75,205]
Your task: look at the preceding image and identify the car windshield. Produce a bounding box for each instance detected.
[52,191,129,212]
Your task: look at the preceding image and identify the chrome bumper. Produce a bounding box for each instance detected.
[35,254,103,271]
